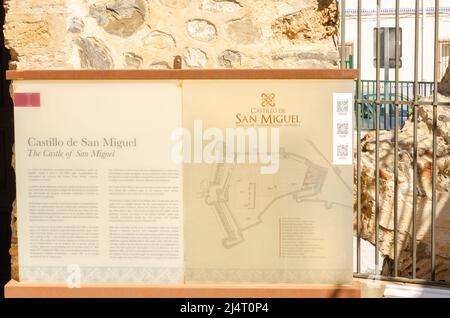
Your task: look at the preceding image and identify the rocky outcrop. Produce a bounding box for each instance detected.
[271,0,338,42]
[357,96,450,281]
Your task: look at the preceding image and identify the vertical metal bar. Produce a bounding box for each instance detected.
[401,83,404,126]
[373,81,376,129]
[375,80,377,130]
[375,0,381,275]
[421,0,425,82]
[381,80,391,130]
[341,0,346,69]
[431,0,439,281]
[356,0,362,274]
[412,0,420,280]
[384,29,390,130]
[384,35,390,82]
[393,0,400,278]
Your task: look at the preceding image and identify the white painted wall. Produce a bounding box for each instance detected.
[343,0,450,82]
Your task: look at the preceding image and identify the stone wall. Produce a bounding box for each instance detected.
[4,0,340,280]
[4,0,339,70]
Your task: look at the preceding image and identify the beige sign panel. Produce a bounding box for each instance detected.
[12,76,354,285]
[183,80,354,284]
[13,80,184,284]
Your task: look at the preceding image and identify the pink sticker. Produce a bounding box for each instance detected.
[14,93,40,107]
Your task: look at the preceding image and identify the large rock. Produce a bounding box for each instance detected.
[76,37,114,69]
[123,52,143,69]
[218,49,241,68]
[226,17,261,45]
[183,47,208,68]
[357,97,450,281]
[186,19,217,42]
[142,31,176,49]
[89,0,146,38]
[3,0,70,69]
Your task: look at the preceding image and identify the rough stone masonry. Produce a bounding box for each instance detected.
[3,0,340,70]
[4,0,341,280]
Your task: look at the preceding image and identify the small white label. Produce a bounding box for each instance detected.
[333,93,353,165]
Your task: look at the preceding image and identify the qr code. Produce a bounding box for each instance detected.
[337,122,349,137]
[337,144,349,158]
[337,99,349,115]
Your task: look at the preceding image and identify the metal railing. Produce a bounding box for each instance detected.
[356,80,434,130]
[341,0,450,287]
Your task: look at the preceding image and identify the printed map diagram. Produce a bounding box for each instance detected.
[198,145,351,249]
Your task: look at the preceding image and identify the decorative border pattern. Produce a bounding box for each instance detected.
[185,269,353,285]
[20,266,183,284]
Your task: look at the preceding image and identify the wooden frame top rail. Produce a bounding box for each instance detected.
[6,69,358,81]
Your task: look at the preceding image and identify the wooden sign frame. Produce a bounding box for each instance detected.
[6,69,359,298]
